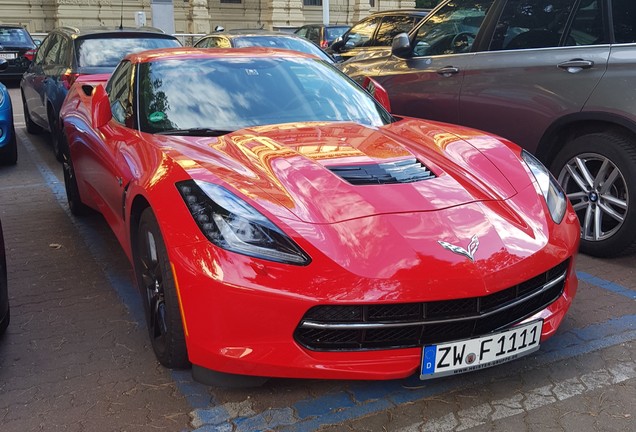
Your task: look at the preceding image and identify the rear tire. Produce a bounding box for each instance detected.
[22,93,43,134]
[133,208,189,369]
[550,131,636,257]
[48,109,63,162]
[62,145,90,216]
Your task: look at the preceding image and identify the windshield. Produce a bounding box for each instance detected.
[77,37,181,68]
[137,56,392,134]
[325,27,349,42]
[0,27,34,48]
[232,36,333,62]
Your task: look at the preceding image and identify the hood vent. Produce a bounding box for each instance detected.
[328,158,435,185]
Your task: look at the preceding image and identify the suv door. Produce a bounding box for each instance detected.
[367,0,496,124]
[459,0,609,154]
[21,32,57,127]
[332,15,383,60]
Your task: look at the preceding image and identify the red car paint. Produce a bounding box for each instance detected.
[60,48,579,382]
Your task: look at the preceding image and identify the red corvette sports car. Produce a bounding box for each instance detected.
[60,48,579,386]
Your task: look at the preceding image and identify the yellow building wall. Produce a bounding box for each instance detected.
[0,0,416,34]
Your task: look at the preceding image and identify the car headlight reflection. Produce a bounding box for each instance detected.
[177,180,311,265]
[521,150,567,224]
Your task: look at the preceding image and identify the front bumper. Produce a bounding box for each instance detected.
[169,235,578,381]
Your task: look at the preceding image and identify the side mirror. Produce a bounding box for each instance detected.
[330,36,344,52]
[91,84,112,129]
[391,33,412,58]
[362,77,391,112]
[214,25,225,32]
[0,59,7,72]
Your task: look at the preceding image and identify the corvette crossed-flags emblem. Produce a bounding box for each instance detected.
[438,235,480,262]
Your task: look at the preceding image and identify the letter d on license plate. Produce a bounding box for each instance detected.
[420,319,543,380]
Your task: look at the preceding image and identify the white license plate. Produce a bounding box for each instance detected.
[0,53,17,59]
[420,319,543,379]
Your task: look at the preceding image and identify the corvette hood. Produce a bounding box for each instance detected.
[169,120,520,224]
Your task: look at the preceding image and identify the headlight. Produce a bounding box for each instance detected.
[177,180,311,265]
[521,150,567,224]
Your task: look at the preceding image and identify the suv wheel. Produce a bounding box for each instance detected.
[551,131,636,257]
[22,93,43,134]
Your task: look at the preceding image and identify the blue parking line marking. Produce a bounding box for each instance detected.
[576,271,636,300]
[22,130,636,432]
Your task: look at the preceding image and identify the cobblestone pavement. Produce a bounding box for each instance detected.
[1,83,634,432]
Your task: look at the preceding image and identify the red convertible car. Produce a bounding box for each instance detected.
[60,48,579,386]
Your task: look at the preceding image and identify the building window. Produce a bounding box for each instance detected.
[369,0,375,7]
[220,0,241,3]
[304,0,323,5]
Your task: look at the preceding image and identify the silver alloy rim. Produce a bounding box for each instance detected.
[557,152,628,242]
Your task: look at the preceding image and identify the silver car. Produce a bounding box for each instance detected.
[341,0,636,258]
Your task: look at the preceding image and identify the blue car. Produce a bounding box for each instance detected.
[0,59,17,165]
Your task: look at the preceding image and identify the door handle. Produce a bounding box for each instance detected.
[558,59,594,73]
[437,66,460,77]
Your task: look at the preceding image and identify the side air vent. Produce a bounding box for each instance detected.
[328,158,435,185]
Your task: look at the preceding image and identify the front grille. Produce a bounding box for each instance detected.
[294,260,569,351]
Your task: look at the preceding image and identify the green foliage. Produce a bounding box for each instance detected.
[416,0,444,8]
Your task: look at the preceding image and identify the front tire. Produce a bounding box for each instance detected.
[133,208,189,369]
[22,93,43,134]
[551,131,636,257]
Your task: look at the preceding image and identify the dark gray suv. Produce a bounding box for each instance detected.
[341,0,636,257]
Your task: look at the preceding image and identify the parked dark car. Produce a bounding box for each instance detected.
[20,26,181,160]
[0,217,9,336]
[194,29,336,63]
[0,24,37,81]
[342,0,636,258]
[0,59,17,165]
[294,24,350,48]
[327,9,430,61]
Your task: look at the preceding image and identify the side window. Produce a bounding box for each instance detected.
[307,27,320,44]
[43,34,62,65]
[612,0,636,43]
[196,37,212,48]
[296,27,308,38]
[34,34,54,65]
[56,36,71,67]
[373,15,417,46]
[490,0,575,51]
[106,61,133,127]
[413,0,494,56]
[344,17,382,49]
[565,0,606,46]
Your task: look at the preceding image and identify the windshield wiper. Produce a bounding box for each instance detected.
[156,128,234,137]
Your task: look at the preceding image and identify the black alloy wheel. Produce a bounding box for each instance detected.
[62,145,90,216]
[134,208,189,369]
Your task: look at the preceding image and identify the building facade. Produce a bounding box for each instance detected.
[0,0,416,35]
